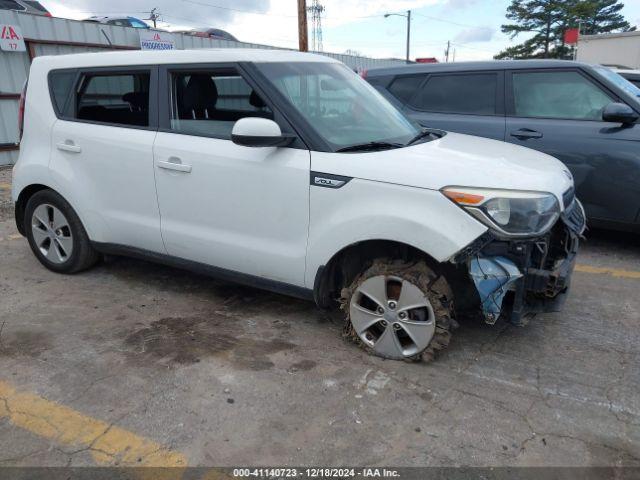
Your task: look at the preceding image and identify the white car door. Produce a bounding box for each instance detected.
[152,66,310,286]
[49,68,164,253]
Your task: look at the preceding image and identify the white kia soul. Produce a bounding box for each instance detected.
[12,49,586,362]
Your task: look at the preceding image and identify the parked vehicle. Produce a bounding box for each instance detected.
[175,28,238,41]
[12,50,584,362]
[615,69,640,88]
[83,16,149,29]
[366,60,640,232]
[0,0,50,15]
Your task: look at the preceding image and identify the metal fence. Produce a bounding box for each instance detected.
[0,10,407,165]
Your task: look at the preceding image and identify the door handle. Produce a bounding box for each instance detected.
[510,129,543,140]
[157,159,192,173]
[56,141,82,153]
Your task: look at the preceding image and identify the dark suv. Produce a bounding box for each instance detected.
[366,60,640,231]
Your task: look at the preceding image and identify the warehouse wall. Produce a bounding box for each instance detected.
[0,10,407,165]
[577,31,640,69]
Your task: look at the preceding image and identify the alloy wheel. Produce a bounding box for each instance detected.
[349,274,435,359]
[31,203,74,264]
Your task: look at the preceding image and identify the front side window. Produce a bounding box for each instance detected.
[412,73,498,115]
[255,62,420,150]
[512,71,613,120]
[76,72,150,127]
[170,70,272,139]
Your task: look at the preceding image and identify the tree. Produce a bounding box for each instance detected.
[572,0,635,35]
[495,0,570,59]
[494,0,634,59]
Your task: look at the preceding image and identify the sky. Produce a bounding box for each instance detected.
[40,0,640,61]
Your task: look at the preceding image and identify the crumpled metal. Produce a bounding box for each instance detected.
[469,256,523,323]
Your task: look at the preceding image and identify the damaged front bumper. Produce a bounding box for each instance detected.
[456,199,585,326]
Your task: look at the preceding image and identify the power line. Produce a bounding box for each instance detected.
[413,12,494,31]
[180,0,297,17]
[180,0,384,20]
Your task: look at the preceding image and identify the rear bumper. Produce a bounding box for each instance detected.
[459,200,585,326]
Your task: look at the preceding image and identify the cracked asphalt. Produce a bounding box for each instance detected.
[0,165,639,467]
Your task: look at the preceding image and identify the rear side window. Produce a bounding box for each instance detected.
[76,72,150,127]
[170,70,272,139]
[0,0,25,9]
[49,71,76,115]
[512,71,613,120]
[388,75,425,103]
[411,73,498,115]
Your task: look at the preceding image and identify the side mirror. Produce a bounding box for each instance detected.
[602,102,639,125]
[231,118,295,147]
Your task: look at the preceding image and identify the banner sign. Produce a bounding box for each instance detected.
[139,31,175,51]
[0,24,26,52]
[564,28,580,45]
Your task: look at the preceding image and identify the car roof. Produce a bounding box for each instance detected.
[366,59,596,77]
[33,48,340,70]
[615,68,640,75]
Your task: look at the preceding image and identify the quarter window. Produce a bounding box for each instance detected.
[170,70,272,139]
[411,73,498,115]
[512,71,613,120]
[76,72,150,127]
[49,71,76,115]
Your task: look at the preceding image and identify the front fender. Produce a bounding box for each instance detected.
[304,178,487,287]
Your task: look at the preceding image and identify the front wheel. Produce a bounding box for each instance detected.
[24,190,100,274]
[341,259,455,362]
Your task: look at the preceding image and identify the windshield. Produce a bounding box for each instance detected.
[594,66,640,99]
[255,62,421,150]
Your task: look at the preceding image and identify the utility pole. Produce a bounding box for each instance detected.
[147,8,160,28]
[384,10,412,63]
[297,0,308,52]
[445,40,450,62]
[406,10,411,63]
[573,19,584,60]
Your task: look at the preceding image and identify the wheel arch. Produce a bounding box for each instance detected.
[313,238,444,309]
[14,184,55,236]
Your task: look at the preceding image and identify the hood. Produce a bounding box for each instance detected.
[311,132,574,210]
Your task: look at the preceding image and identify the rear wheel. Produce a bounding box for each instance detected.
[24,190,100,274]
[341,258,454,362]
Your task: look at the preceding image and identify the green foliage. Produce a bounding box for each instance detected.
[494,0,635,59]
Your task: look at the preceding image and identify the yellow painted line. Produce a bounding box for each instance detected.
[0,380,187,467]
[575,264,640,279]
[0,182,11,190]
[7,234,22,240]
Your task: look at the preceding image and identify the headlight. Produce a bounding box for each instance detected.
[442,187,560,237]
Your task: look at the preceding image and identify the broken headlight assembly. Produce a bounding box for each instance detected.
[442,187,560,237]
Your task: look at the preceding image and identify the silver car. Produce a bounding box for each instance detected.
[0,0,50,16]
